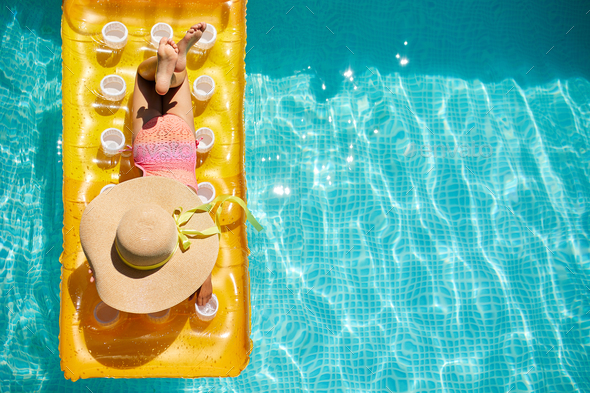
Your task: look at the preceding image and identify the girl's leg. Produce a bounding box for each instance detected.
[137,55,187,89]
[140,37,184,95]
[131,37,187,141]
[131,72,162,142]
[160,23,208,134]
[162,73,195,134]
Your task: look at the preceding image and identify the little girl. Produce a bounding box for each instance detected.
[89,23,213,307]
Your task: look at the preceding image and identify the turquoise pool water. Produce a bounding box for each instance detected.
[1,0,590,392]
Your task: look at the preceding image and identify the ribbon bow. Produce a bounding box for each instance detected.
[173,194,263,251]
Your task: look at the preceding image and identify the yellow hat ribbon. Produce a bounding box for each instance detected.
[115,240,179,270]
[173,194,264,252]
[116,195,262,270]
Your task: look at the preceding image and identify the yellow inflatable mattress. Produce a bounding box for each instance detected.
[59,0,251,380]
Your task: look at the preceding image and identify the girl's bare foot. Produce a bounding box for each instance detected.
[175,22,207,72]
[155,37,179,95]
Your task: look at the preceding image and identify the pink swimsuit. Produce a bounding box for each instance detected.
[133,114,199,192]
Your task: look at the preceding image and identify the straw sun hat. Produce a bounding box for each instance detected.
[79,176,220,314]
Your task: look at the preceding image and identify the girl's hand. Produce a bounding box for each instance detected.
[189,273,212,306]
